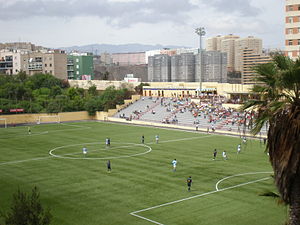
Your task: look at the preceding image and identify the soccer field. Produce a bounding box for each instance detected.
[0,121,287,225]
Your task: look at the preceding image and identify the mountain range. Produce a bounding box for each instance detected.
[59,43,190,54]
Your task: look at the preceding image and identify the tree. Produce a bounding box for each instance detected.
[243,54,300,225]
[0,186,52,225]
[88,85,97,97]
[134,83,150,95]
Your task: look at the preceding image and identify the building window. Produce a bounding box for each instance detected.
[289,40,293,45]
[45,64,47,67]
[76,71,79,75]
[49,63,52,67]
[288,28,293,34]
[288,5,293,11]
[298,5,300,10]
[297,40,300,45]
[289,17,293,23]
[76,65,79,69]
[50,70,52,74]
[76,59,79,63]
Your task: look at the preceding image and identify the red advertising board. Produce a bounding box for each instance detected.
[0,109,2,113]
[9,108,24,113]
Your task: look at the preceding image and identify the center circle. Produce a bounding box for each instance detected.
[49,142,152,160]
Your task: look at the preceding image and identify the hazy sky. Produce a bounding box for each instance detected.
[0,0,285,49]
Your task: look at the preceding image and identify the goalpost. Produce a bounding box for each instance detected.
[0,118,7,128]
[37,115,61,124]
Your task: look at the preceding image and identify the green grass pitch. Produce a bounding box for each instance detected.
[0,121,287,225]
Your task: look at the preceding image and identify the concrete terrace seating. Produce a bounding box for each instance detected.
[113,97,268,136]
[114,97,155,120]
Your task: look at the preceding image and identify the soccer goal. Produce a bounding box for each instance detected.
[0,118,7,128]
[37,115,60,124]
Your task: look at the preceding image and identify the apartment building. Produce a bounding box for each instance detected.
[148,51,227,83]
[285,0,300,59]
[0,49,67,79]
[0,50,24,75]
[206,35,262,73]
[148,54,171,82]
[206,34,239,72]
[241,48,271,85]
[67,53,94,80]
[171,53,195,82]
[234,36,262,72]
[195,51,227,83]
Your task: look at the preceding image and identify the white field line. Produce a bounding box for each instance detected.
[0,156,52,166]
[130,174,272,225]
[48,135,213,160]
[1,134,212,165]
[130,213,164,225]
[49,143,152,160]
[215,171,273,191]
[0,123,90,139]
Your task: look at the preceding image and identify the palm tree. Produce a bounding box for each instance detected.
[243,54,300,225]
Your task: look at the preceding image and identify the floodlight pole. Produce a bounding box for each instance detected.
[195,27,206,98]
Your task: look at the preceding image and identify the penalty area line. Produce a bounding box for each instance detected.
[130,175,271,225]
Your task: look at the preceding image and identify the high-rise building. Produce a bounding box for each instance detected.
[234,36,262,72]
[195,51,227,83]
[67,53,94,80]
[241,48,271,85]
[148,51,227,83]
[285,0,300,59]
[206,35,262,73]
[148,54,171,82]
[171,53,195,82]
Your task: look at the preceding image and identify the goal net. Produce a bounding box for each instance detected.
[37,115,60,124]
[0,118,7,128]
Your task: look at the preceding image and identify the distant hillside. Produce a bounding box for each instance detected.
[59,43,189,54]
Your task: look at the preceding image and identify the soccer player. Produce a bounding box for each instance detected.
[141,135,145,144]
[82,147,87,157]
[213,149,217,160]
[243,137,247,144]
[222,151,227,160]
[237,144,241,154]
[105,138,110,148]
[171,159,177,172]
[187,176,192,191]
[155,135,159,144]
[28,126,31,135]
[107,160,111,172]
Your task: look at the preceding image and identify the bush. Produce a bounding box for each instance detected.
[0,187,52,225]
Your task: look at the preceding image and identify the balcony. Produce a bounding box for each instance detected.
[28,63,43,71]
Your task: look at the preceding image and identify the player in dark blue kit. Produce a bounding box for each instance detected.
[213,149,217,160]
[107,160,111,172]
[187,176,192,191]
[141,135,145,144]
